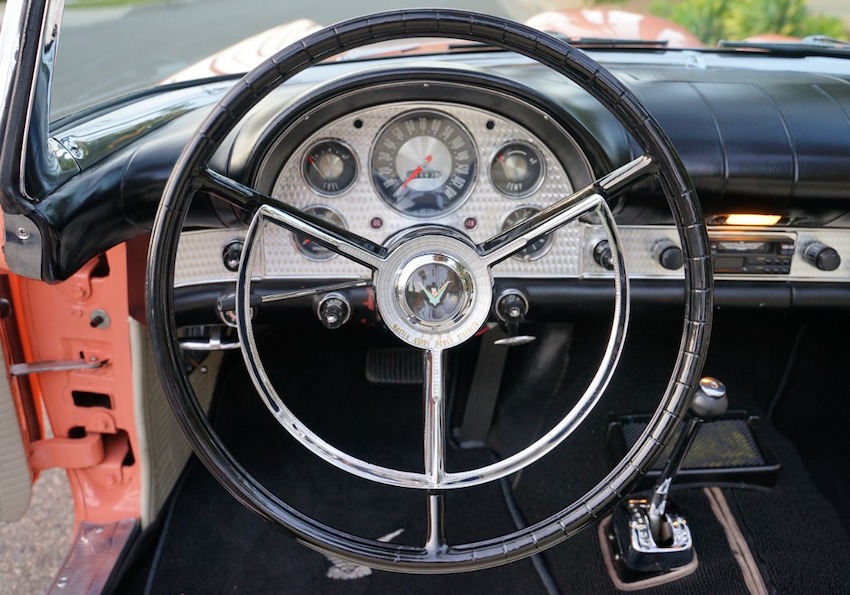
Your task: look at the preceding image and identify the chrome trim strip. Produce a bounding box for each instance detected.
[423,350,447,486]
[47,518,136,595]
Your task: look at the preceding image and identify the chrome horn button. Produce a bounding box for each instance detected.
[375,234,492,351]
[398,255,470,327]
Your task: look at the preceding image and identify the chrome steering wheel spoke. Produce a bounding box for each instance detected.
[257,204,387,271]
[423,349,447,487]
[198,168,388,270]
[478,155,656,266]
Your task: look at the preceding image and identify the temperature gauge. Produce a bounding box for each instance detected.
[501,206,553,261]
[303,140,358,196]
[292,206,346,261]
[490,142,545,198]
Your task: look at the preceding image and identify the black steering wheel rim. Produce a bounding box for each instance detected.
[147,9,713,573]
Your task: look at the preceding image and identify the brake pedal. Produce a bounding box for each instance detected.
[365,348,422,384]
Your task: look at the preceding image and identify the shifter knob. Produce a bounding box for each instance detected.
[690,377,728,420]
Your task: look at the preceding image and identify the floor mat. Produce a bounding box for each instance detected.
[134,322,850,594]
[141,328,552,594]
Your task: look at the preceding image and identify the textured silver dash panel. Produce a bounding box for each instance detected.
[173,224,850,284]
[268,101,583,279]
[583,225,685,280]
[583,225,850,282]
[174,229,253,287]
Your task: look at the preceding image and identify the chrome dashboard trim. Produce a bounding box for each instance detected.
[174,225,850,287]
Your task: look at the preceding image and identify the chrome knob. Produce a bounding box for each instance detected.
[690,377,728,420]
[317,294,350,329]
[495,290,528,322]
[222,239,244,272]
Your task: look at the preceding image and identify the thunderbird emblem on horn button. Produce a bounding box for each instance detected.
[404,261,465,324]
[374,234,493,351]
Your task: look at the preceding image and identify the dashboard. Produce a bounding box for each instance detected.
[169,69,850,295]
[40,52,850,312]
[264,99,585,279]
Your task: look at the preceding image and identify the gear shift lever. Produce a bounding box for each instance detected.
[647,377,728,545]
[608,377,728,575]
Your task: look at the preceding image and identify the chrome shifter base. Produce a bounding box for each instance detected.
[604,498,695,584]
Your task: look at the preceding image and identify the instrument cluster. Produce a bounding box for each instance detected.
[268,101,587,278]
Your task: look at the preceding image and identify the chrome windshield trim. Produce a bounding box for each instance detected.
[0,0,68,279]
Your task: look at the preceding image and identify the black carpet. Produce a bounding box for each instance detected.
[131,318,850,594]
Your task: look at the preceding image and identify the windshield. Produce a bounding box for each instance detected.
[51,0,849,119]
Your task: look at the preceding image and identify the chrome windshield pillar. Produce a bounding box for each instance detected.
[0,0,73,279]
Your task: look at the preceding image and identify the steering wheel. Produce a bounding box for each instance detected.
[147,9,712,573]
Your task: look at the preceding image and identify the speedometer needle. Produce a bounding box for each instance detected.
[396,154,433,195]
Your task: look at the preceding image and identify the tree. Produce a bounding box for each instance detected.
[650,0,848,45]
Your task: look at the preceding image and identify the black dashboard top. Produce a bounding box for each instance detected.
[36,49,850,280]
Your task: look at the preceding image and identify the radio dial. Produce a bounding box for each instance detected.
[804,242,841,272]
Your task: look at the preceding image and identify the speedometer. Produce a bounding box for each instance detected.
[370,110,477,218]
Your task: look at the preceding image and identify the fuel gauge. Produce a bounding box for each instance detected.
[303,140,358,196]
[501,206,553,261]
[490,142,545,198]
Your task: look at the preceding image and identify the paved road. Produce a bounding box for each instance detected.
[53,0,517,116]
[46,0,850,117]
[0,469,73,594]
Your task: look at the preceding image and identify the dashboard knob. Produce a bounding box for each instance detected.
[592,240,614,271]
[495,290,529,322]
[653,240,683,270]
[221,239,244,272]
[317,294,350,329]
[804,242,841,272]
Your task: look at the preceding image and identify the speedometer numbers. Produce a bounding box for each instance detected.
[490,142,545,198]
[370,111,477,218]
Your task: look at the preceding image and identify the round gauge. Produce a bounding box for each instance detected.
[501,207,553,261]
[302,140,357,196]
[292,206,346,260]
[490,142,545,198]
[370,110,477,218]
